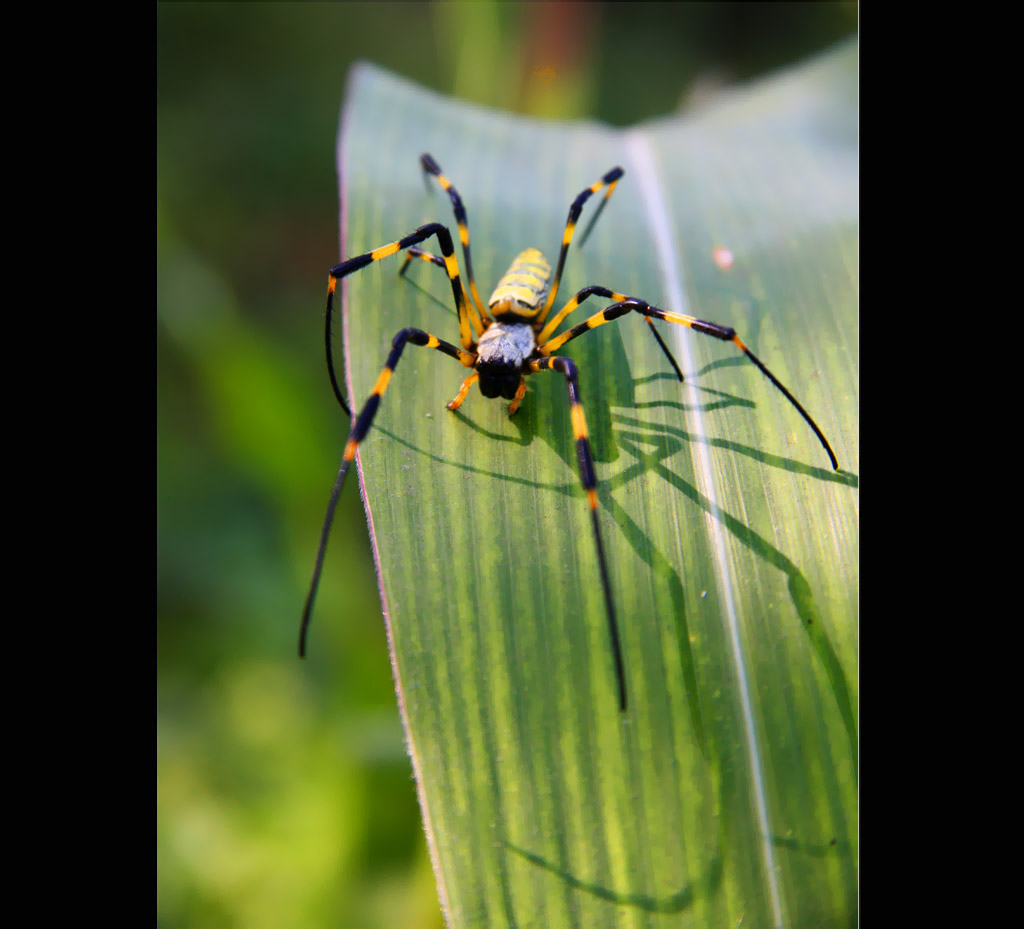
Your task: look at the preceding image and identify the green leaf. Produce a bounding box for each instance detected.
[325,40,857,929]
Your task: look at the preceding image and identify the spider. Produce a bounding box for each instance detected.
[300,153,838,712]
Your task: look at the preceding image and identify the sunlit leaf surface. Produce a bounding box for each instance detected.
[325,41,857,929]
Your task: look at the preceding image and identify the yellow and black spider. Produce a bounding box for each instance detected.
[300,153,838,712]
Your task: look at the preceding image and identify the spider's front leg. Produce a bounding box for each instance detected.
[323,222,478,416]
[543,298,839,470]
[417,153,489,321]
[536,284,685,382]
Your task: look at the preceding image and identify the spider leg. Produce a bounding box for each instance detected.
[507,378,527,415]
[542,299,838,470]
[528,355,627,712]
[324,222,481,416]
[446,372,479,411]
[419,154,490,320]
[398,246,447,277]
[300,327,475,657]
[536,284,684,382]
[535,166,624,327]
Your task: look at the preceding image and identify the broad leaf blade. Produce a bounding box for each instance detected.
[333,41,856,929]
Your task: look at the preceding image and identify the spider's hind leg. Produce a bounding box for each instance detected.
[529,355,627,712]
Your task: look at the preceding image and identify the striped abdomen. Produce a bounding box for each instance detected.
[487,248,551,319]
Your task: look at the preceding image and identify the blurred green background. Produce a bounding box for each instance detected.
[157,3,857,927]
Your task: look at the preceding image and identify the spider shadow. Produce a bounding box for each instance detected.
[501,838,724,916]
[607,416,858,776]
[629,381,756,415]
[398,271,456,319]
[516,337,857,762]
[612,413,857,487]
[768,832,854,859]
[525,335,857,769]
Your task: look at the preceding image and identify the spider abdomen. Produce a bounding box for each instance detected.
[487,248,551,319]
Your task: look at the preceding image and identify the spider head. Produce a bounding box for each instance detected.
[476,361,521,400]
